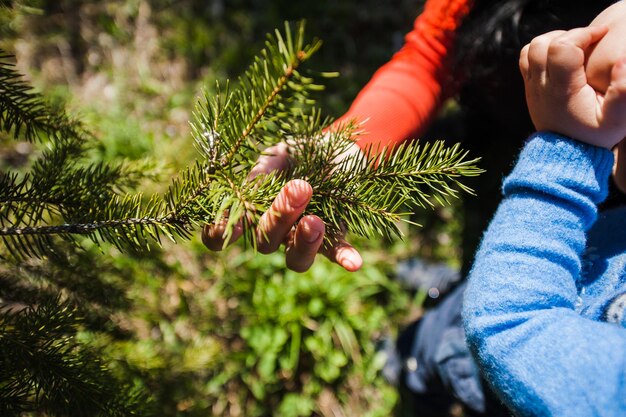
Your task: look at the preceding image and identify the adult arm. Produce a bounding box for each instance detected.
[334,0,472,151]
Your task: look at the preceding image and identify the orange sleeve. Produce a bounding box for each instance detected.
[332,0,474,153]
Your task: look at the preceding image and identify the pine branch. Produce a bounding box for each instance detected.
[0,22,330,257]
[0,299,149,416]
[163,21,326,246]
[0,52,171,258]
[286,123,483,240]
[0,21,483,259]
[0,51,89,143]
[0,248,130,333]
[191,22,323,168]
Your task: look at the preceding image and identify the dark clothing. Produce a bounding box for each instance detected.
[391,282,509,416]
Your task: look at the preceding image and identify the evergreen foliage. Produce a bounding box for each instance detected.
[0,51,152,415]
[0,19,481,416]
[1,21,481,258]
[0,298,146,416]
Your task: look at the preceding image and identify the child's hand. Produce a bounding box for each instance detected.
[519,26,626,150]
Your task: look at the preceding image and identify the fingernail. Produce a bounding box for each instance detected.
[343,259,356,270]
[337,250,362,272]
[302,223,322,244]
[286,180,311,208]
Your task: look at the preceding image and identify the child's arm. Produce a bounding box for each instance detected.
[462,27,626,416]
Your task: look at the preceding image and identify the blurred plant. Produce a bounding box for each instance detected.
[202,250,407,417]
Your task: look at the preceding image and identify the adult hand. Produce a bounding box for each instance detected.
[201,142,363,272]
[519,25,626,150]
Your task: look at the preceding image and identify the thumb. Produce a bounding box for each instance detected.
[601,56,626,139]
[248,142,291,179]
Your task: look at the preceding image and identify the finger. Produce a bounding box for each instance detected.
[249,142,291,179]
[519,43,530,80]
[202,219,243,251]
[285,215,325,272]
[322,236,363,272]
[547,26,608,88]
[257,179,312,254]
[527,30,566,80]
[601,56,626,136]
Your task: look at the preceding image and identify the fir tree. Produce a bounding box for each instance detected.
[0,21,482,415]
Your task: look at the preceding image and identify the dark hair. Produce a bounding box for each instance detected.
[455,0,614,75]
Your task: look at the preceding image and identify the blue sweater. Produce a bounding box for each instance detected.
[463,133,626,417]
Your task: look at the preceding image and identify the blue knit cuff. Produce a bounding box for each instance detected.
[504,132,614,205]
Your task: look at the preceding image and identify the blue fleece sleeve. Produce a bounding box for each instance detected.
[463,133,626,417]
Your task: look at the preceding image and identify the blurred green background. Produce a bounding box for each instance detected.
[0,0,467,415]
